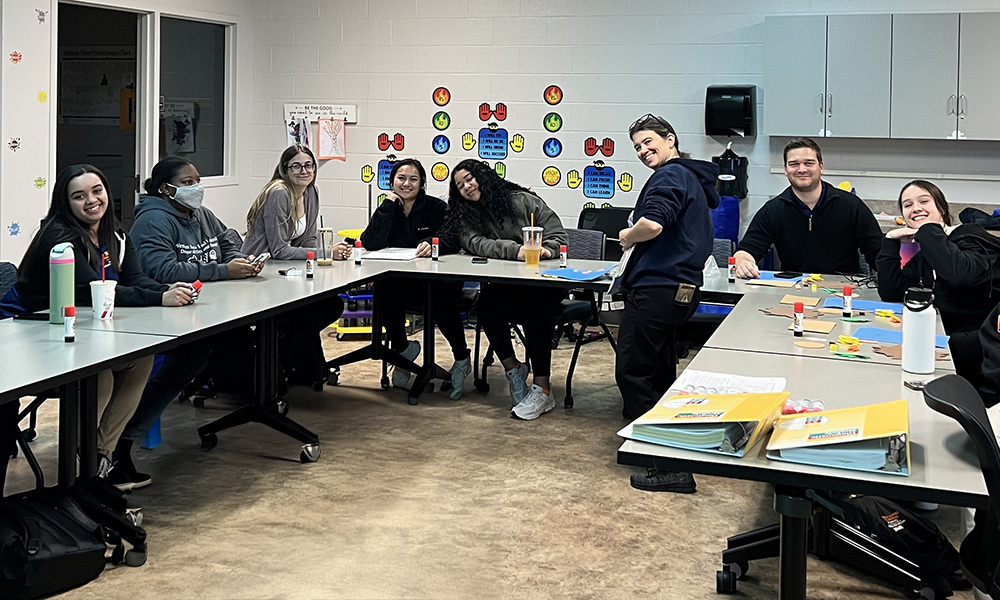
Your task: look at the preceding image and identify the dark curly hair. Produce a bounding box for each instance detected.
[442,159,526,237]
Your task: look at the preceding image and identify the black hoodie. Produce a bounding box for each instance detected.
[623,158,720,289]
[359,192,459,253]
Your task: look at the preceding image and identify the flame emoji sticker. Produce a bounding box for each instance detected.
[432,87,451,106]
[543,85,563,105]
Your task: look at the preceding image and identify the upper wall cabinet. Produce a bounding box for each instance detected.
[764,15,891,139]
[890,14,960,139]
[957,13,1000,140]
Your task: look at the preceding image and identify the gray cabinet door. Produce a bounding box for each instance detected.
[826,14,891,138]
[957,13,1000,140]
[764,16,827,137]
[890,13,959,139]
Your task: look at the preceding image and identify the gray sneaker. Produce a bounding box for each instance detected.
[505,363,530,406]
[511,385,556,421]
[96,455,113,478]
[392,341,421,388]
[448,356,472,400]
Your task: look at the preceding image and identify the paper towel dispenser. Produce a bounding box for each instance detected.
[705,85,756,137]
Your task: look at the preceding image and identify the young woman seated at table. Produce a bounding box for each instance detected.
[359,158,471,396]
[877,179,1000,386]
[443,159,567,420]
[7,164,195,482]
[243,145,349,388]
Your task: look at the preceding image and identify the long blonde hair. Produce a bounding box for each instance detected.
[246,145,316,229]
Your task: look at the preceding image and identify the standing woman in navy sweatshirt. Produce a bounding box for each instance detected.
[616,115,719,494]
[359,158,472,396]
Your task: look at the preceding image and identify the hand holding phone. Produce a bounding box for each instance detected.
[250,252,271,266]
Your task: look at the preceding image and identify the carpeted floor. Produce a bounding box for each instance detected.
[5,325,975,599]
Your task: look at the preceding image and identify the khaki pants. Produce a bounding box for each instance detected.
[96,355,154,457]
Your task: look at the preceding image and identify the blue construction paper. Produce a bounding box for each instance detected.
[852,326,949,349]
[540,266,615,281]
[757,270,807,283]
[823,297,904,314]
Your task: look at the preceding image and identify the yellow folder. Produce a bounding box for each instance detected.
[766,399,910,476]
[618,392,789,457]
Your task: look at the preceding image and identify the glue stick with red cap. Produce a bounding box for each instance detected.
[559,244,568,268]
[432,237,440,261]
[728,256,736,283]
[354,240,362,265]
[843,285,853,317]
[190,279,203,303]
[63,306,75,343]
[305,251,315,279]
[793,302,804,337]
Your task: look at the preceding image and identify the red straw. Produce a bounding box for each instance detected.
[531,213,535,228]
[101,255,105,282]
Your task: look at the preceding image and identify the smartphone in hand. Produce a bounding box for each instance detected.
[250,252,271,266]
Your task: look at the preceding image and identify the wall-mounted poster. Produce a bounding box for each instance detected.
[162,102,196,155]
[317,118,346,160]
[59,46,135,123]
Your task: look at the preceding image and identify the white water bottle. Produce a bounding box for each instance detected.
[902,287,935,374]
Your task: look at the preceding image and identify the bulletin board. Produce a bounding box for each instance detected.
[59,46,136,122]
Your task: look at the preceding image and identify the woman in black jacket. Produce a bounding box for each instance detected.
[877,180,1000,386]
[359,159,471,397]
[12,164,194,480]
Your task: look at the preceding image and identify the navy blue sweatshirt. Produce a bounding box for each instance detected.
[623,158,719,289]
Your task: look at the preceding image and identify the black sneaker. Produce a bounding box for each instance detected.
[629,469,697,493]
[106,462,152,491]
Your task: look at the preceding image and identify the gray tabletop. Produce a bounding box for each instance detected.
[618,347,986,508]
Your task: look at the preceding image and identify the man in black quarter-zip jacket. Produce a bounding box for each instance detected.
[732,137,882,278]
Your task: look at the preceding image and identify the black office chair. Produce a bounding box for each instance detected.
[923,374,1000,599]
[576,205,631,261]
[472,228,616,409]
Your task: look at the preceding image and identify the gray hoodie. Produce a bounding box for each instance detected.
[130,194,246,282]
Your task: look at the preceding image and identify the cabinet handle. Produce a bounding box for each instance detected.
[948,94,957,115]
[818,93,825,114]
[959,94,967,117]
[827,94,833,117]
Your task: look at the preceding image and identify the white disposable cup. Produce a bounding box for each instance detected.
[90,280,117,320]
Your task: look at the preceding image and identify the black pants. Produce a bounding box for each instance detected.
[478,283,565,378]
[278,296,345,384]
[375,279,469,361]
[616,285,701,420]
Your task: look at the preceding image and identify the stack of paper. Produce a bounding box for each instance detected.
[618,392,789,457]
[766,399,910,476]
[363,247,418,261]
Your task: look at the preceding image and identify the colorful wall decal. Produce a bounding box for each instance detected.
[33,177,45,189]
[542,166,561,186]
[478,102,507,121]
[601,203,614,208]
[35,9,48,24]
[584,137,615,157]
[543,112,562,133]
[432,87,451,106]
[617,173,633,192]
[509,134,524,152]
[377,156,396,190]
[478,123,508,160]
[8,138,20,152]
[583,162,615,199]
[377,132,405,151]
[432,135,450,154]
[543,85,563,105]
[7,222,20,236]
[542,138,562,158]
[431,162,449,182]
[9,52,22,64]
[36,91,47,103]
[583,202,596,209]
[494,162,506,179]
[432,111,450,130]
[461,132,476,151]
[361,164,375,183]
[566,170,581,189]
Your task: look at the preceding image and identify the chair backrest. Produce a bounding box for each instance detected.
[922,374,1000,597]
[566,228,605,261]
[712,238,735,268]
[0,261,17,299]
[577,206,631,261]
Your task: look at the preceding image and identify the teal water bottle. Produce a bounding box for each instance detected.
[49,242,75,324]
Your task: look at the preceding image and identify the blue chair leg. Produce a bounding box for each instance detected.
[141,418,161,450]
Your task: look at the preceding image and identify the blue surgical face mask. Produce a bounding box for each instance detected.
[167,183,204,210]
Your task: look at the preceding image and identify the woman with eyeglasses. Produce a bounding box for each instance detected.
[443,158,568,420]
[243,145,351,261]
[242,145,347,389]
[877,180,1000,388]
[358,158,472,396]
[616,114,719,495]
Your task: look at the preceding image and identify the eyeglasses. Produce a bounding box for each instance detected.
[286,162,316,174]
[840,273,878,289]
[629,113,671,132]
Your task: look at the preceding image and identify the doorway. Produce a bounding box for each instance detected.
[56,3,138,227]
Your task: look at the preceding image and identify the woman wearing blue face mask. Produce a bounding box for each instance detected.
[130,157,261,281]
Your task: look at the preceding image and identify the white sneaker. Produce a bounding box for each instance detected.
[96,455,113,478]
[505,363,530,406]
[449,356,472,400]
[511,385,556,421]
[392,341,421,388]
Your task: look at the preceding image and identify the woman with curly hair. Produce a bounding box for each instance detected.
[445,159,567,420]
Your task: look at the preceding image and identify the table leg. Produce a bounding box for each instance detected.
[408,281,450,405]
[57,379,80,487]
[774,488,812,600]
